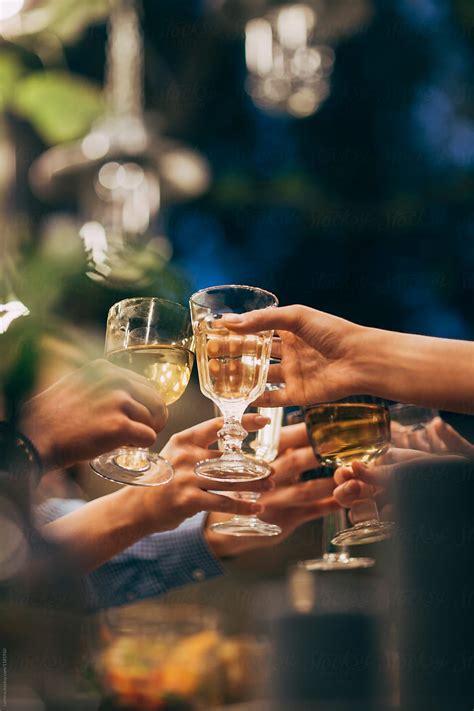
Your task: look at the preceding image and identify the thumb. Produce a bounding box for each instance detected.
[220,305,309,334]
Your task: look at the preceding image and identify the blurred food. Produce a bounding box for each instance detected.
[95,604,267,710]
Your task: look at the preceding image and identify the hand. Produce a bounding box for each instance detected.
[137,414,276,536]
[391,417,474,458]
[42,414,275,572]
[21,359,168,472]
[332,446,463,512]
[220,305,365,407]
[205,423,340,556]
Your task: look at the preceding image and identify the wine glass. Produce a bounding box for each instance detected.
[389,403,439,445]
[211,388,284,536]
[287,408,374,571]
[304,399,394,546]
[189,284,278,481]
[90,297,194,486]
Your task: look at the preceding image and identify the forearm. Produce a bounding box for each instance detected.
[356,328,474,414]
[42,487,150,573]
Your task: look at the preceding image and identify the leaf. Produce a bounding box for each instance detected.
[12,70,104,144]
[0,50,25,111]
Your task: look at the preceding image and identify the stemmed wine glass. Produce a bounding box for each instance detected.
[286,408,374,571]
[189,284,278,481]
[304,399,394,546]
[91,297,194,486]
[211,388,284,536]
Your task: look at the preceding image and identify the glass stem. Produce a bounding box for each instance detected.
[218,405,247,459]
[322,509,350,559]
[350,497,381,526]
[232,491,260,522]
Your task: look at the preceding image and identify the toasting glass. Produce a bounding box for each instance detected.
[90,297,194,486]
[189,284,278,482]
[305,399,394,546]
[286,408,374,570]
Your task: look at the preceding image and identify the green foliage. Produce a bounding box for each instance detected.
[12,69,104,144]
[0,50,25,111]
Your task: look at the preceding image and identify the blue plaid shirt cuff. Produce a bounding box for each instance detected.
[36,498,224,609]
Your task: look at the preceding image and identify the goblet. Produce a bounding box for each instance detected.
[189,284,278,482]
[304,399,394,546]
[91,297,194,486]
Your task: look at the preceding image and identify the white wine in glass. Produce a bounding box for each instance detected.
[305,401,394,546]
[190,284,278,482]
[90,297,194,486]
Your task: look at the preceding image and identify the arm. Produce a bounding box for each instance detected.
[41,415,272,573]
[221,306,474,414]
[37,499,223,609]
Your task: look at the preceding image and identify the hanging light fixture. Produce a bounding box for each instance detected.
[30,0,211,287]
[245,4,334,117]
[215,0,372,118]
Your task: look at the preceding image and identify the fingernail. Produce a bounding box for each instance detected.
[255,415,271,424]
[262,478,275,490]
[251,504,264,513]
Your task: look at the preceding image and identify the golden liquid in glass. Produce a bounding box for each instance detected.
[109,344,194,405]
[195,324,272,403]
[305,403,390,467]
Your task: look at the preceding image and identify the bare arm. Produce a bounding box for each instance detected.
[221,306,474,414]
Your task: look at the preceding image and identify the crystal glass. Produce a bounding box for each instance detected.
[287,408,374,570]
[91,297,194,486]
[390,403,439,435]
[305,399,394,546]
[189,284,278,482]
[211,388,284,536]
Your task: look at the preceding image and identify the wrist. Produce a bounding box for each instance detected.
[347,326,398,398]
[0,421,44,480]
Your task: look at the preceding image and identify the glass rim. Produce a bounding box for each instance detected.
[189,283,279,309]
[304,401,389,412]
[108,296,188,316]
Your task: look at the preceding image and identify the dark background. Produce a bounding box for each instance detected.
[54,0,474,339]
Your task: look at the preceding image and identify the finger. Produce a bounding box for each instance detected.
[261,478,334,506]
[431,417,474,457]
[273,446,318,484]
[277,423,309,453]
[334,466,354,485]
[299,496,341,521]
[194,491,264,516]
[333,479,374,508]
[123,421,157,449]
[172,414,270,449]
[119,382,168,432]
[266,363,285,384]
[121,397,156,429]
[351,460,393,488]
[252,388,289,408]
[378,447,428,465]
[220,305,310,335]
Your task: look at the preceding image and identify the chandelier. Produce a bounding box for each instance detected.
[30,0,211,287]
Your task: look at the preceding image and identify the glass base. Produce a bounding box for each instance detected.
[331,519,395,546]
[210,516,282,537]
[90,449,173,486]
[300,552,375,571]
[195,455,272,482]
